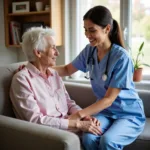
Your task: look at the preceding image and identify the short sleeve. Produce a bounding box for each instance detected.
[72,45,90,73]
[109,55,134,90]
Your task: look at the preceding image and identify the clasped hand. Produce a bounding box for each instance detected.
[68,112,102,135]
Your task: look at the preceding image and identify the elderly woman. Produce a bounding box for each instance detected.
[10,27,101,135]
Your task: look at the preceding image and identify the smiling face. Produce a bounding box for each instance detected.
[39,36,59,67]
[84,19,111,47]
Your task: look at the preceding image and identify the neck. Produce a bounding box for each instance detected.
[97,41,112,62]
[97,42,112,54]
[31,61,49,75]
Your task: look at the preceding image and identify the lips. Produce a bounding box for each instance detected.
[52,58,56,61]
[89,39,96,45]
[89,38,95,42]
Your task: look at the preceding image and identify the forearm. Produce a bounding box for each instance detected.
[52,65,70,77]
[12,103,69,130]
[79,98,112,118]
[67,100,82,114]
[53,63,78,77]
[68,120,78,129]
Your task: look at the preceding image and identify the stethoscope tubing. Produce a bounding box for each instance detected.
[85,46,111,81]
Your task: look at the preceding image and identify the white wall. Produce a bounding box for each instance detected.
[0,0,18,64]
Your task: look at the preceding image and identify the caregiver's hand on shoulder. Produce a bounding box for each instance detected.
[76,120,102,135]
[14,65,25,74]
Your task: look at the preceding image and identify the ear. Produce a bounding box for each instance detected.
[33,49,41,58]
[105,24,111,34]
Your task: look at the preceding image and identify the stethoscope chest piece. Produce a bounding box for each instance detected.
[102,74,107,81]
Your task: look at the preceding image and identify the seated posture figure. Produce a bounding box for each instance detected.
[10,27,101,135]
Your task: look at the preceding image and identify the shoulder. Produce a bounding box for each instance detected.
[110,44,133,70]
[78,44,95,58]
[111,44,131,60]
[12,67,29,82]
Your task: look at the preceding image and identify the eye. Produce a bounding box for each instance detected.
[89,30,96,33]
[51,45,56,49]
[84,29,97,33]
[84,29,87,32]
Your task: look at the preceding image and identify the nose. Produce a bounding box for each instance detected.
[85,31,91,39]
[55,48,59,56]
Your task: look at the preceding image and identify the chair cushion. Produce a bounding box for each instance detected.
[138,118,150,140]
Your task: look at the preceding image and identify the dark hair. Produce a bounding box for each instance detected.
[83,5,125,48]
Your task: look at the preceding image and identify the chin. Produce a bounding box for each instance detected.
[50,63,56,67]
[90,42,97,47]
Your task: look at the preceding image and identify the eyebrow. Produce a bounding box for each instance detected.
[84,27,95,30]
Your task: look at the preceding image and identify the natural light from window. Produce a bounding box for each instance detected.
[132,0,150,74]
[70,0,150,80]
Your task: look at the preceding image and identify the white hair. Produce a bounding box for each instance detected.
[22,27,55,61]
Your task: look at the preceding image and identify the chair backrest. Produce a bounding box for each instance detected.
[0,62,27,117]
[137,90,150,117]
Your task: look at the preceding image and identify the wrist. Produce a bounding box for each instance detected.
[68,120,78,129]
[75,120,80,129]
[78,110,85,119]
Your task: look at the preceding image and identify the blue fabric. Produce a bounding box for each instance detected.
[82,114,145,150]
[72,43,146,149]
[72,44,145,119]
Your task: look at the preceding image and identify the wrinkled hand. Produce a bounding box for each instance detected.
[14,65,25,74]
[83,116,100,126]
[77,120,102,135]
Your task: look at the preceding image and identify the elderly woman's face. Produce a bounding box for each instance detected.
[40,36,59,67]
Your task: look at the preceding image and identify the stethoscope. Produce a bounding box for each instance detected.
[85,46,111,81]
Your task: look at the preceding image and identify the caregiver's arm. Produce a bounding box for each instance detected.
[68,87,121,120]
[53,63,77,77]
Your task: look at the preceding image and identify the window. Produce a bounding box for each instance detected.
[132,0,150,75]
[69,0,120,60]
[66,0,150,80]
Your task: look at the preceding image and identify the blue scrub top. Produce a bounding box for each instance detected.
[72,44,145,120]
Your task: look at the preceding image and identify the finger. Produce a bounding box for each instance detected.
[89,124,102,134]
[92,117,100,126]
[83,116,92,121]
[89,126,102,135]
[92,118,99,126]
[96,120,100,126]
[94,125,102,135]
[92,117,96,123]
[94,118,99,125]
[18,66,22,71]
[19,65,25,71]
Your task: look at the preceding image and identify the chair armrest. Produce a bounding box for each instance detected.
[0,115,80,150]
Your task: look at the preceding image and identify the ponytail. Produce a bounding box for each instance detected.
[109,19,125,48]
